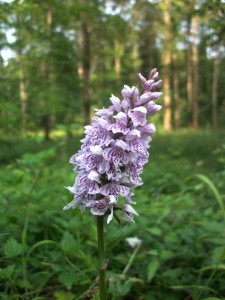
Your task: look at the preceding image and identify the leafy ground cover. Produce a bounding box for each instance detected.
[0,131,225,300]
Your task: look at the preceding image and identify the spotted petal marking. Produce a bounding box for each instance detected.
[103,146,129,166]
[128,138,146,154]
[106,165,121,180]
[90,128,111,145]
[130,173,143,186]
[85,153,104,170]
[90,200,108,216]
[101,183,130,197]
[77,174,100,194]
[108,123,129,135]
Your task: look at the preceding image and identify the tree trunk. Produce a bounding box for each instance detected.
[186,21,193,112]
[172,51,180,130]
[114,40,121,81]
[191,15,199,129]
[16,1,27,132]
[132,41,140,73]
[162,0,172,131]
[77,17,91,126]
[212,46,220,128]
[17,54,27,132]
[42,5,52,141]
[81,21,91,125]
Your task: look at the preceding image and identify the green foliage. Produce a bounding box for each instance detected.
[147,258,160,282]
[0,131,225,299]
[3,238,23,257]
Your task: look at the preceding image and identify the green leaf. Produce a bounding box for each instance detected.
[108,274,131,297]
[147,258,160,282]
[148,249,159,256]
[58,271,75,289]
[54,290,74,300]
[3,238,23,257]
[211,246,225,264]
[60,231,77,254]
[147,227,162,236]
[160,249,175,261]
[0,265,15,279]
[162,268,183,280]
[16,278,32,289]
[193,174,225,215]
[203,298,222,300]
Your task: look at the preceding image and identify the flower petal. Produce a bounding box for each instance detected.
[101,183,130,197]
[123,204,139,216]
[90,145,103,155]
[110,94,121,111]
[129,106,147,126]
[107,207,114,224]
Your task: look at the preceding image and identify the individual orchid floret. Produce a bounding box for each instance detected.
[151,80,162,90]
[138,73,147,85]
[146,101,162,115]
[108,112,129,135]
[135,92,152,106]
[122,85,138,99]
[110,94,121,112]
[64,69,162,223]
[128,106,148,127]
[150,68,157,78]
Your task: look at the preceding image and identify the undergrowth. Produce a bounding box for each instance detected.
[0,131,225,300]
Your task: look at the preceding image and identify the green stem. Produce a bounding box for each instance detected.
[122,243,141,276]
[97,216,107,300]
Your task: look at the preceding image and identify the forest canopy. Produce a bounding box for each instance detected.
[0,0,225,140]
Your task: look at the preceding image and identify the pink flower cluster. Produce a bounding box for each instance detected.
[64,69,162,223]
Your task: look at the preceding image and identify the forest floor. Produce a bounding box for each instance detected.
[0,130,225,300]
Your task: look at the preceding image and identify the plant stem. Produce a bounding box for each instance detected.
[97,216,107,300]
[122,243,141,276]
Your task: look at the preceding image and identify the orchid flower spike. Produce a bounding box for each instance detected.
[64,70,162,223]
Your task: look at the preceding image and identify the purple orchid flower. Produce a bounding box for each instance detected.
[64,69,162,224]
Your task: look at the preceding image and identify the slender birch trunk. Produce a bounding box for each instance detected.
[114,40,121,81]
[16,1,27,132]
[186,21,193,112]
[17,54,27,132]
[162,0,172,131]
[172,51,180,130]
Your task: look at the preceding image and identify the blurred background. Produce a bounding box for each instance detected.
[1,1,225,300]
[0,0,225,139]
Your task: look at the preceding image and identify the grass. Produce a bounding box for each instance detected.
[0,130,225,299]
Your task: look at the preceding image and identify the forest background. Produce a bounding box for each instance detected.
[1,0,225,138]
[1,0,225,300]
